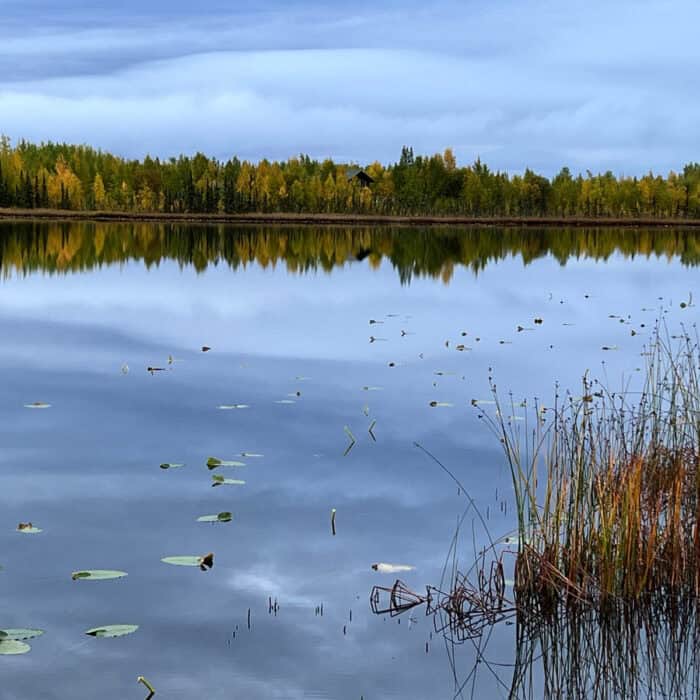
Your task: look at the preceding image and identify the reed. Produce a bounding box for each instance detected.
[481,322,700,613]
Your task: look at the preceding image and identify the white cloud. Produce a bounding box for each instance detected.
[1,0,699,174]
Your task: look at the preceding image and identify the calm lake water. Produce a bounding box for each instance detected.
[1,222,699,699]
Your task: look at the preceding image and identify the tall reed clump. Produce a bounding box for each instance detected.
[481,324,700,614]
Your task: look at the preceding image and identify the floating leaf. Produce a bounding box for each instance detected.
[371,563,415,573]
[239,452,263,458]
[429,401,453,407]
[211,475,245,486]
[85,624,139,638]
[207,457,245,470]
[201,346,211,352]
[161,556,202,567]
[0,640,31,655]
[159,462,184,470]
[71,570,128,581]
[16,523,42,534]
[217,404,249,410]
[161,553,213,571]
[0,629,44,641]
[197,512,233,523]
[23,402,51,409]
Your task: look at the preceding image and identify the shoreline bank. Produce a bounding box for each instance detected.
[2,208,700,228]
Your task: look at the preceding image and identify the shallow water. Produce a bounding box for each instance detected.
[0,222,698,699]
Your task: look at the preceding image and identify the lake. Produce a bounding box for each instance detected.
[1,221,699,699]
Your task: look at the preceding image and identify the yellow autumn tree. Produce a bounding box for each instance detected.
[47,156,83,209]
[93,174,106,209]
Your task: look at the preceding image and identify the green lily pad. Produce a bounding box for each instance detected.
[211,475,246,487]
[0,640,31,655]
[161,556,201,567]
[0,629,44,641]
[207,457,246,469]
[159,462,184,470]
[71,570,128,581]
[197,512,233,523]
[85,624,139,638]
[161,553,214,570]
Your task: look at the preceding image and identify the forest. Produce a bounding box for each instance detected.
[1,136,700,218]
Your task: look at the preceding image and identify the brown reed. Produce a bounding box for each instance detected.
[481,322,700,614]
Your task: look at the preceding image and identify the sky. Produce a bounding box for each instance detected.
[1,0,698,175]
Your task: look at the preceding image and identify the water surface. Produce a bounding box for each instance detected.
[1,222,698,699]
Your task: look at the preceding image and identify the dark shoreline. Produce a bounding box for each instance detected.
[2,207,700,228]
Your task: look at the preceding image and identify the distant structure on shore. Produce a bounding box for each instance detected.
[345,167,374,187]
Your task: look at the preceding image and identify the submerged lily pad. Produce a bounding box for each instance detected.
[0,640,31,655]
[71,570,128,581]
[207,457,245,469]
[0,629,44,641]
[159,462,184,470]
[211,475,245,487]
[85,624,139,638]
[196,512,233,523]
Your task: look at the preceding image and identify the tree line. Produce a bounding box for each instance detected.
[1,137,700,218]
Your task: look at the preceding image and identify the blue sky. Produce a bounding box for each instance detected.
[1,0,698,175]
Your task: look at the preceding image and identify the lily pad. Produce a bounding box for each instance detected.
[161,555,202,567]
[0,640,31,655]
[196,512,233,523]
[0,629,44,641]
[85,624,139,638]
[207,457,245,469]
[162,553,214,570]
[71,570,128,581]
[371,563,415,574]
[211,475,246,487]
